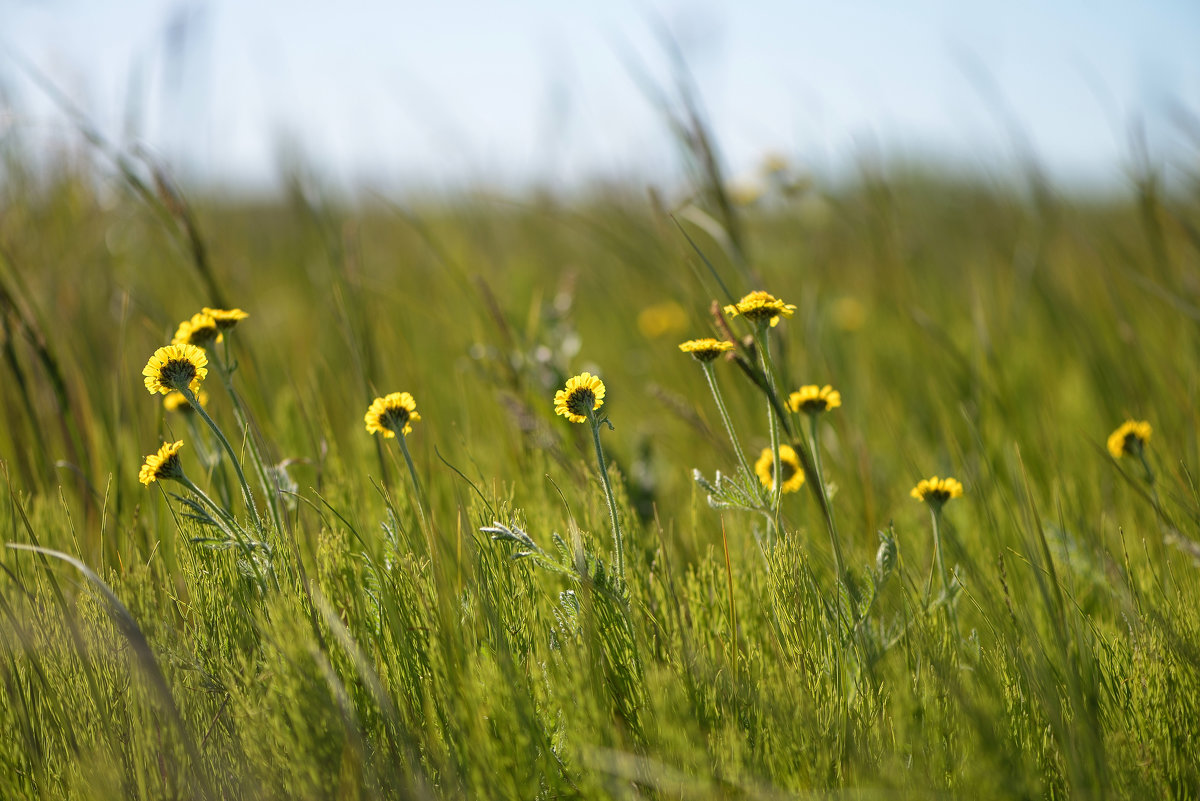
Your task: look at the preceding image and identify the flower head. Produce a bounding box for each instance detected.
[554,372,605,424]
[1107,420,1152,459]
[139,440,185,486]
[723,290,796,328]
[364,392,421,438]
[638,301,687,339]
[202,307,249,331]
[911,476,964,505]
[755,444,806,494]
[788,384,842,415]
[163,389,208,413]
[171,312,221,348]
[143,344,208,395]
[679,338,735,363]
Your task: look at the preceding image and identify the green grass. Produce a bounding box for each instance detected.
[2,150,1200,800]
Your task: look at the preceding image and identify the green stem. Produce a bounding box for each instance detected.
[930,505,959,643]
[175,474,268,589]
[701,363,762,500]
[213,344,284,536]
[395,433,431,538]
[588,409,625,585]
[808,414,846,584]
[754,329,784,537]
[1138,448,1156,486]
[181,386,263,537]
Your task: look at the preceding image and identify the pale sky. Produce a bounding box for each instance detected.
[3,0,1198,194]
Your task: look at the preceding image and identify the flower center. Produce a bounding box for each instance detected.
[191,325,219,345]
[162,359,197,390]
[743,307,778,324]
[772,460,796,483]
[381,407,411,433]
[567,389,595,417]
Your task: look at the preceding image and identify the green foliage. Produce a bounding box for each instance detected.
[2,150,1200,800]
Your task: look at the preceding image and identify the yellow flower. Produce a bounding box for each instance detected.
[163,389,208,413]
[788,384,842,414]
[911,476,964,505]
[637,301,688,339]
[755,445,805,494]
[364,392,421,438]
[143,344,208,395]
[202,307,249,331]
[171,312,222,348]
[831,296,866,332]
[139,440,185,486]
[1107,420,1151,459]
[554,372,605,424]
[723,290,796,328]
[679,338,735,363]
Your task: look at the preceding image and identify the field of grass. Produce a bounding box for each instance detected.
[2,141,1200,800]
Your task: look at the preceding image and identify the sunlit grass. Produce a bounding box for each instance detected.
[0,148,1199,800]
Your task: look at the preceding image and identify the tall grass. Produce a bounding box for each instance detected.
[2,132,1200,799]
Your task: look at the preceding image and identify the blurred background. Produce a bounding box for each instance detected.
[4,0,1198,198]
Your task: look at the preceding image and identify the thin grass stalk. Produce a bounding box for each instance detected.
[930,504,959,646]
[213,342,284,535]
[701,362,761,498]
[808,413,847,584]
[587,407,625,585]
[180,386,263,537]
[754,328,784,537]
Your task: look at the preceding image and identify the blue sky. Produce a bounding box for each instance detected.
[4,0,1198,194]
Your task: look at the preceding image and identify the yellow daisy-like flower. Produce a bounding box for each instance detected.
[554,372,606,424]
[163,389,208,413]
[202,307,249,331]
[755,444,806,494]
[139,440,185,486]
[723,290,797,328]
[788,384,842,414]
[143,344,208,395]
[679,338,735,363]
[171,312,222,348]
[1107,420,1152,459]
[911,476,964,505]
[364,392,421,438]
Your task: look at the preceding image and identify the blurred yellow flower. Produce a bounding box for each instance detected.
[832,296,866,332]
[755,445,805,494]
[364,392,420,438]
[788,385,842,414]
[723,290,796,328]
[202,307,249,331]
[139,440,185,486]
[171,312,222,348]
[637,301,688,339]
[910,476,964,504]
[163,389,209,413]
[143,344,208,395]
[678,338,735,363]
[1107,420,1151,459]
[554,372,605,424]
